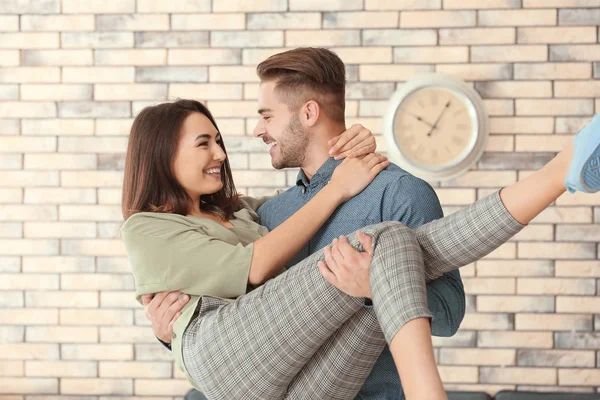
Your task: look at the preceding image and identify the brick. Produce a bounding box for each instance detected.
[556,332,600,349]
[346,83,396,100]
[96,119,133,135]
[436,64,512,81]
[363,29,437,46]
[22,119,94,136]
[359,65,433,81]
[0,273,58,290]
[63,67,134,83]
[478,152,554,171]
[23,222,96,239]
[0,15,18,31]
[0,378,57,394]
[551,45,600,61]
[517,313,592,331]
[0,188,21,204]
[61,240,126,257]
[518,27,597,44]
[490,117,554,135]
[477,81,551,99]
[26,361,97,377]
[478,295,554,313]
[135,32,208,48]
[95,49,166,66]
[561,369,600,386]
[463,278,515,294]
[207,100,257,118]
[26,327,97,343]
[0,102,57,119]
[516,100,593,116]
[519,278,596,295]
[137,0,210,12]
[24,154,96,170]
[0,326,24,343]
[99,291,137,308]
[444,0,520,8]
[557,296,600,313]
[366,0,441,8]
[323,12,397,29]
[62,32,133,49]
[557,225,600,241]
[0,119,19,134]
[519,242,595,259]
[241,47,291,64]
[444,171,516,188]
[292,0,363,10]
[167,49,240,67]
[21,15,94,31]
[99,361,171,378]
[516,135,572,152]
[479,9,556,26]
[559,8,600,25]
[524,0,600,5]
[98,154,125,171]
[100,327,155,343]
[247,12,321,30]
[134,379,195,396]
[63,0,133,13]
[213,0,286,11]
[555,81,600,98]
[169,83,243,100]
[556,261,600,279]
[0,222,21,238]
[481,367,556,385]
[22,84,93,101]
[0,171,59,187]
[24,49,92,66]
[0,33,58,49]
[519,349,594,368]
[0,361,23,377]
[556,117,593,135]
[1,68,61,85]
[516,62,591,80]
[24,188,95,205]
[98,222,122,239]
[360,100,392,117]
[0,239,58,256]
[479,331,553,348]
[472,46,547,63]
[1,0,59,13]
[95,84,167,101]
[0,256,20,272]
[0,309,58,326]
[61,378,133,395]
[394,46,468,64]
[0,205,57,221]
[61,310,133,326]
[439,28,515,45]
[595,62,599,78]
[96,14,168,31]
[136,66,207,82]
[0,291,23,307]
[440,349,515,366]
[23,256,94,274]
[173,13,244,30]
[513,225,554,241]
[286,30,359,47]
[437,366,478,383]
[135,343,173,361]
[432,330,477,348]
[434,188,476,205]
[59,137,128,153]
[0,51,19,66]
[460,313,514,330]
[0,85,18,100]
[400,10,475,28]
[0,154,21,170]
[26,291,97,308]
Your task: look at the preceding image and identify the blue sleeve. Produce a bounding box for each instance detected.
[382,174,466,337]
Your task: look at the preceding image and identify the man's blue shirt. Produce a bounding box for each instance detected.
[257,158,466,400]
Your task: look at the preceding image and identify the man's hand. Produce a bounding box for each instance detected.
[141,291,190,344]
[318,231,374,299]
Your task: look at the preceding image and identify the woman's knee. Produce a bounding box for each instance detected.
[363,221,417,250]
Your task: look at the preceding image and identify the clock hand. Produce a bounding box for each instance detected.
[399,107,434,127]
[426,101,451,137]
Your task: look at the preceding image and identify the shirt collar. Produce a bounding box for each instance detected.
[295,157,342,188]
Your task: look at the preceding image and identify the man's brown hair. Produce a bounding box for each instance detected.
[122,99,240,221]
[256,47,346,123]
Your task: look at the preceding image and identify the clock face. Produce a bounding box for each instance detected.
[392,86,478,170]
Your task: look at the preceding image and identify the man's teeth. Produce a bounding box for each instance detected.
[205,168,221,174]
[268,142,277,149]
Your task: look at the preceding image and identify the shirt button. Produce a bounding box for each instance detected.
[301,187,306,194]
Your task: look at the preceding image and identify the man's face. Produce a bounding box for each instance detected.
[253,80,309,169]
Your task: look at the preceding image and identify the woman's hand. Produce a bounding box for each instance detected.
[328,124,377,160]
[329,153,390,201]
[318,231,374,299]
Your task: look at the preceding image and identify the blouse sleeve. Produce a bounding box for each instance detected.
[123,219,254,303]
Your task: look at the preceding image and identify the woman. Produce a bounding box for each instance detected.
[121,98,600,400]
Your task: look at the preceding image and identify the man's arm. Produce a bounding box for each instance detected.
[382,174,466,337]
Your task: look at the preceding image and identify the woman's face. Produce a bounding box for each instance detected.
[172,112,227,200]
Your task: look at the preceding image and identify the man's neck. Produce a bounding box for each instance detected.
[301,121,346,181]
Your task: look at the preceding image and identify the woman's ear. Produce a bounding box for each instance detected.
[301,100,320,127]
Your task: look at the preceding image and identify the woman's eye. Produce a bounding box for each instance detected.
[197,142,208,147]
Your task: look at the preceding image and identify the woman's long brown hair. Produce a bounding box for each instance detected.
[122,99,240,221]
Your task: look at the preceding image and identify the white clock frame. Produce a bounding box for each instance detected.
[382,73,489,182]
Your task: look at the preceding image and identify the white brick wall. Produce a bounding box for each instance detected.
[0,0,599,397]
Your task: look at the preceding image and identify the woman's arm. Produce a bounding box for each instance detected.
[248,154,389,285]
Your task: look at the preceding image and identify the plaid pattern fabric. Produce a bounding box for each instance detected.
[181,192,524,399]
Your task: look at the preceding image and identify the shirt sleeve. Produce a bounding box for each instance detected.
[382,174,466,337]
[239,190,281,212]
[122,219,254,303]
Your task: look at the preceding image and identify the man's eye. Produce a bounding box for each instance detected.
[263,116,270,121]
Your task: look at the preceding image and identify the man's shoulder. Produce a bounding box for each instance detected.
[367,162,434,195]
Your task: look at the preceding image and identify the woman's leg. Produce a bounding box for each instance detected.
[182,222,432,400]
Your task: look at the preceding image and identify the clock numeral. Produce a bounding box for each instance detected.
[430,149,438,159]
[417,99,425,109]
[445,145,452,154]
[452,136,464,146]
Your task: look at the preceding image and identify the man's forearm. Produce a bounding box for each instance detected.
[425,270,466,337]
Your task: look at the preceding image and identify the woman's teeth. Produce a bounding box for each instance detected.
[205,168,221,175]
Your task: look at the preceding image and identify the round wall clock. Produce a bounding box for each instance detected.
[382,73,489,182]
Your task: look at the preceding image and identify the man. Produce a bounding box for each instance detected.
[144,47,465,400]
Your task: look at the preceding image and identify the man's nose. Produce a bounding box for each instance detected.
[253,119,264,137]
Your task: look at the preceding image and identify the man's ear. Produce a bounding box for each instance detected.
[301,100,320,127]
